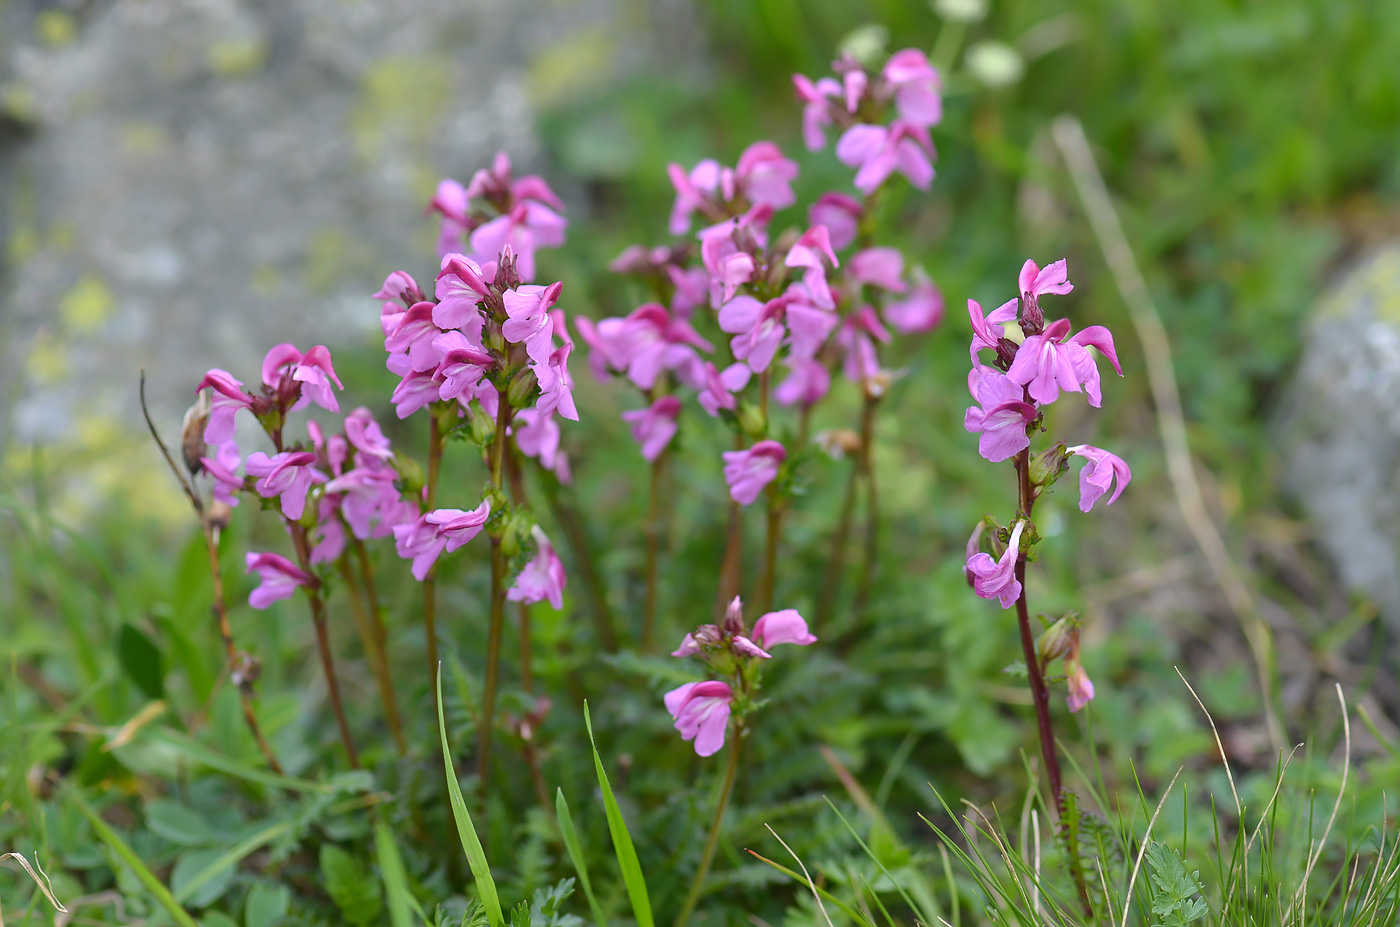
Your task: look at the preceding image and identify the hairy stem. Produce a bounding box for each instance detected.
[674,729,744,927]
[290,525,360,769]
[478,395,512,798]
[539,472,619,651]
[338,556,405,754]
[352,539,403,750]
[852,395,880,619]
[642,450,664,652]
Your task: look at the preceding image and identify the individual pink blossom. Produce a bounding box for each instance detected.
[464,151,566,212]
[1067,444,1132,512]
[432,330,495,401]
[792,73,842,150]
[698,362,751,416]
[503,281,564,362]
[966,519,1025,608]
[809,192,862,251]
[881,49,942,127]
[1066,660,1095,712]
[390,370,441,419]
[374,270,424,310]
[1005,318,1122,407]
[425,499,492,553]
[609,243,672,275]
[784,226,840,308]
[967,297,1019,363]
[393,514,449,581]
[884,275,944,334]
[664,680,735,757]
[260,344,344,412]
[470,200,566,282]
[668,159,724,235]
[783,291,840,359]
[735,141,799,212]
[325,466,410,539]
[344,407,394,464]
[622,396,682,462]
[723,440,785,505]
[835,122,935,195]
[245,551,313,609]
[613,304,714,391]
[850,247,907,293]
[309,496,347,565]
[513,407,562,472]
[668,264,711,317]
[774,357,831,408]
[1017,258,1073,332]
[245,451,324,521]
[836,306,891,382]
[195,370,253,444]
[534,336,579,421]
[428,179,472,257]
[964,367,1038,462]
[435,254,492,334]
[718,295,786,373]
[507,527,567,610]
[698,204,773,301]
[199,439,243,506]
[751,609,817,648]
[386,303,447,373]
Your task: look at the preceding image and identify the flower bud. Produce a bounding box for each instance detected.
[499,508,533,559]
[863,370,893,401]
[737,401,767,438]
[507,368,539,410]
[1028,442,1069,489]
[467,400,497,447]
[392,453,425,496]
[182,394,210,475]
[720,596,746,636]
[815,429,862,459]
[1036,614,1079,664]
[208,498,234,532]
[692,624,724,649]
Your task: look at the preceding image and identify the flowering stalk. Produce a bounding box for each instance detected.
[642,450,665,651]
[674,729,743,927]
[422,414,445,686]
[351,537,401,746]
[140,373,283,773]
[337,554,405,753]
[851,388,882,620]
[477,393,512,793]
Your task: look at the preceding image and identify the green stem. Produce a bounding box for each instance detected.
[353,539,403,751]
[338,556,405,754]
[289,524,360,769]
[478,395,512,799]
[540,472,619,651]
[755,488,783,615]
[715,434,746,618]
[424,415,445,685]
[642,450,664,652]
[851,394,881,620]
[674,730,744,927]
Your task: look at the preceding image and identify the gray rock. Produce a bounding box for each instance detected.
[1280,244,1400,627]
[0,0,698,473]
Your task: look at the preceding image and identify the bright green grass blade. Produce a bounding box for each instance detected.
[556,788,609,927]
[375,818,420,927]
[824,796,935,926]
[436,668,504,927]
[583,702,653,927]
[145,728,329,793]
[62,782,200,927]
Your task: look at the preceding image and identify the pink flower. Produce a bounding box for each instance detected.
[723,440,785,505]
[386,303,447,373]
[792,73,842,150]
[428,178,472,257]
[434,254,492,335]
[393,515,449,582]
[261,344,344,412]
[195,369,253,444]
[470,200,566,282]
[1067,444,1131,512]
[425,499,492,553]
[668,158,724,235]
[809,192,862,251]
[850,247,907,293]
[245,552,313,609]
[1005,318,1122,407]
[698,362,751,416]
[1017,258,1073,332]
[881,49,942,128]
[245,451,325,521]
[784,226,840,308]
[966,519,1025,608]
[751,609,817,648]
[344,407,394,464]
[622,396,682,462]
[735,141,799,212]
[199,439,243,507]
[1066,660,1095,712]
[513,407,563,473]
[774,357,831,408]
[374,270,424,309]
[718,295,786,373]
[533,335,579,422]
[967,297,1019,363]
[784,291,840,360]
[325,467,410,539]
[508,528,567,610]
[664,680,734,757]
[503,281,564,363]
[836,306,891,382]
[390,370,441,419]
[432,330,495,401]
[963,367,1038,462]
[614,304,714,391]
[884,275,944,334]
[310,496,347,565]
[464,151,566,212]
[835,122,935,195]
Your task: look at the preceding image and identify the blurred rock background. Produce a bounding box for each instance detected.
[0,0,699,510]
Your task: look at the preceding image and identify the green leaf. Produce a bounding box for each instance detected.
[245,880,290,927]
[117,622,164,700]
[583,701,653,927]
[171,848,235,908]
[145,799,218,846]
[555,789,608,927]
[436,668,505,927]
[374,819,418,927]
[62,782,201,927]
[321,844,383,926]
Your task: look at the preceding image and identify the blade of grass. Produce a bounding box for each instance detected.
[62,782,200,927]
[745,849,870,926]
[375,818,424,927]
[583,701,653,927]
[437,668,504,927]
[144,728,327,793]
[556,788,609,927]
[824,796,934,926]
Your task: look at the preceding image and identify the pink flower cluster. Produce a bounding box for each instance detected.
[665,597,816,756]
